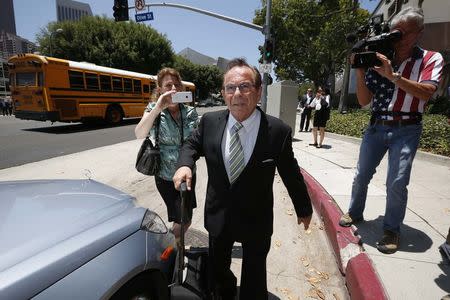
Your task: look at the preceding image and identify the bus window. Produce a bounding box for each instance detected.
[150,82,157,93]
[133,79,141,93]
[85,73,99,90]
[9,73,15,87]
[38,72,43,86]
[112,76,123,91]
[123,78,132,92]
[100,75,112,91]
[16,72,36,86]
[69,70,85,90]
[143,84,149,93]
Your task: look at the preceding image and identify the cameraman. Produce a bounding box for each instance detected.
[339,7,443,254]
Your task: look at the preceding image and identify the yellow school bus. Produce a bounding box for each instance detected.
[8,54,196,124]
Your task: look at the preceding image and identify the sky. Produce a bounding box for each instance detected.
[13,0,378,69]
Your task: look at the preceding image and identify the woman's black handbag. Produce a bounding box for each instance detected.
[135,116,161,176]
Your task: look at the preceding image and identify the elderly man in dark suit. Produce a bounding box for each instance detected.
[173,58,312,300]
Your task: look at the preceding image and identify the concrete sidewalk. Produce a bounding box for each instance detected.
[0,138,349,299]
[1,114,449,299]
[293,117,450,299]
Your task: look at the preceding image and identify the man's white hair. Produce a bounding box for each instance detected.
[391,7,424,30]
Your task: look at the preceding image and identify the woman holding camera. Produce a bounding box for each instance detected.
[135,67,199,240]
[309,87,330,148]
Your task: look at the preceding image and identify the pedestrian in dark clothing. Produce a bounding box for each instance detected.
[173,58,313,300]
[299,89,314,131]
[5,98,12,116]
[0,98,6,116]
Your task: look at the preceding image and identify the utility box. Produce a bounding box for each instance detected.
[266,80,298,136]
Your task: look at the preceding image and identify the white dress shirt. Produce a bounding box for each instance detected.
[222,109,261,180]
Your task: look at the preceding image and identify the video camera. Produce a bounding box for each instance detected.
[347,14,402,68]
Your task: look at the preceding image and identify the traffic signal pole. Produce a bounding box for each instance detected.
[127,1,272,112]
[261,0,272,112]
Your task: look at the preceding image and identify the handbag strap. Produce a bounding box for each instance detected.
[154,114,161,147]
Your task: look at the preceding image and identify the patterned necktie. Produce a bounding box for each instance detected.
[229,122,244,184]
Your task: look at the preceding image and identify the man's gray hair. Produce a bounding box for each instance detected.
[391,7,424,30]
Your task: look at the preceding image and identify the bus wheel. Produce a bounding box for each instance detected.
[105,105,123,125]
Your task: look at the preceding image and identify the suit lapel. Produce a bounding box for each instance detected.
[214,110,230,184]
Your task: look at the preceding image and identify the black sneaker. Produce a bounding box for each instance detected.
[339,213,363,227]
[377,230,400,254]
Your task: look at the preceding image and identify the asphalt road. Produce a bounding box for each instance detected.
[0,106,225,170]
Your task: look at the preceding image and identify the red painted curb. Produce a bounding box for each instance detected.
[300,169,388,300]
[346,253,387,300]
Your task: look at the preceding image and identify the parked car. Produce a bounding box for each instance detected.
[0,179,176,300]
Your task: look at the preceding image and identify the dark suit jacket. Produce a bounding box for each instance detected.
[177,108,312,242]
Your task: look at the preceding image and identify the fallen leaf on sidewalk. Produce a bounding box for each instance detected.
[316,289,325,299]
[307,276,322,284]
[286,209,294,216]
[307,288,325,299]
[305,273,321,285]
[319,272,330,280]
[274,240,282,249]
[278,287,298,300]
[300,257,310,267]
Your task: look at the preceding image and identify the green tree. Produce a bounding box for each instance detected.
[254,0,369,87]
[172,56,223,100]
[36,16,174,75]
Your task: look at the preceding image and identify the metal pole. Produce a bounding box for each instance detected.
[131,3,263,32]
[49,32,54,57]
[49,29,63,57]
[130,2,270,110]
[260,0,271,113]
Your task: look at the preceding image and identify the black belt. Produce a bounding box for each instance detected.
[372,118,421,127]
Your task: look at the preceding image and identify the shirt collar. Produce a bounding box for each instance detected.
[228,108,259,132]
[411,45,424,60]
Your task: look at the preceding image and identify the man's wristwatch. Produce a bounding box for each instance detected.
[391,72,402,83]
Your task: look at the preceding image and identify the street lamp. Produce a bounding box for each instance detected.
[49,28,64,57]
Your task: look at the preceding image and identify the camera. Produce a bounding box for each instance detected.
[347,14,402,68]
[172,91,193,103]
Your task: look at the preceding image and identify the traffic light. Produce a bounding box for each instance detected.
[113,0,129,22]
[264,39,274,63]
[258,45,264,64]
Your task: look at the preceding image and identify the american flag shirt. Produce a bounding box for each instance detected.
[365,46,443,120]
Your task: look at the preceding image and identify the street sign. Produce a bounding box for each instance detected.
[135,0,145,11]
[259,63,272,74]
[135,12,154,22]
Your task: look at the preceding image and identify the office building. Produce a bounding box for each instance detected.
[0,31,36,60]
[0,0,16,35]
[56,0,93,22]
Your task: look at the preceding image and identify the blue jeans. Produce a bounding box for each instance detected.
[348,123,422,233]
